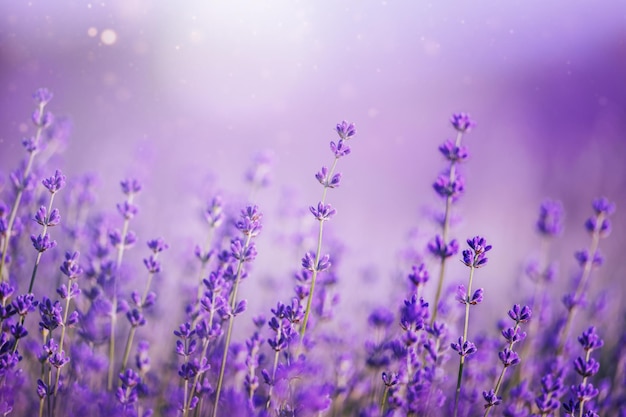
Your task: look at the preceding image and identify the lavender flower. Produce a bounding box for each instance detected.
[450,113,476,132]
[537,199,564,237]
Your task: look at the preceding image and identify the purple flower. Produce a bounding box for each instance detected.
[483,389,502,408]
[33,88,54,105]
[590,219,612,239]
[439,139,469,162]
[571,383,599,402]
[507,304,532,323]
[0,282,15,303]
[578,327,604,351]
[143,255,161,273]
[37,379,50,399]
[235,205,263,237]
[56,282,80,299]
[135,341,151,372]
[408,263,429,286]
[573,356,599,378]
[368,307,395,328]
[330,139,351,158]
[315,166,342,188]
[574,249,603,267]
[117,201,139,220]
[301,252,331,272]
[60,251,83,279]
[462,236,492,268]
[501,326,526,344]
[336,120,356,140]
[591,197,615,215]
[34,206,61,227]
[120,178,142,195]
[147,237,168,253]
[174,322,195,340]
[450,113,476,132]
[204,196,224,227]
[230,238,257,262]
[12,293,38,316]
[428,235,459,259]
[10,323,28,339]
[31,233,57,252]
[432,172,465,200]
[382,371,399,387]
[456,285,483,305]
[451,337,477,357]
[39,297,63,331]
[309,202,337,221]
[32,108,54,128]
[10,170,36,192]
[22,136,38,153]
[537,199,564,236]
[535,393,560,414]
[49,350,70,368]
[562,399,580,415]
[127,308,146,327]
[498,347,520,367]
[400,296,429,331]
[42,170,66,194]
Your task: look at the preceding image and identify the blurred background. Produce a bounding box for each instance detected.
[0,1,625,333]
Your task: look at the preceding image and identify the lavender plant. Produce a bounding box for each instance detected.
[429,113,474,324]
[2,88,625,417]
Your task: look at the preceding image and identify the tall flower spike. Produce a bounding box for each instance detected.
[213,204,263,417]
[454,235,491,417]
[0,89,56,280]
[430,113,475,326]
[299,121,357,342]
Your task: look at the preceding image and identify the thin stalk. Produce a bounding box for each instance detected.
[513,238,550,386]
[265,349,281,409]
[182,338,190,417]
[0,102,46,280]
[431,131,463,325]
[193,294,218,417]
[185,338,210,414]
[557,215,603,354]
[195,228,215,303]
[300,156,339,340]
[212,233,252,417]
[107,195,133,390]
[578,349,592,417]
[52,294,72,396]
[28,193,57,294]
[453,265,475,417]
[380,386,390,417]
[484,323,521,417]
[121,265,157,372]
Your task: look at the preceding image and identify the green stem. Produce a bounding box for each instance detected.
[121,267,156,372]
[300,156,339,340]
[28,192,57,294]
[52,293,72,396]
[265,349,281,409]
[484,323,520,417]
[380,386,390,417]
[453,265,475,417]
[212,233,252,417]
[0,103,46,281]
[107,195,133,390]
[557,214,603,355]
[431,131,464,325]
[578,349,592,417]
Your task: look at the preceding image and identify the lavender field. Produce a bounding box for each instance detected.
[0,2,625,416]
